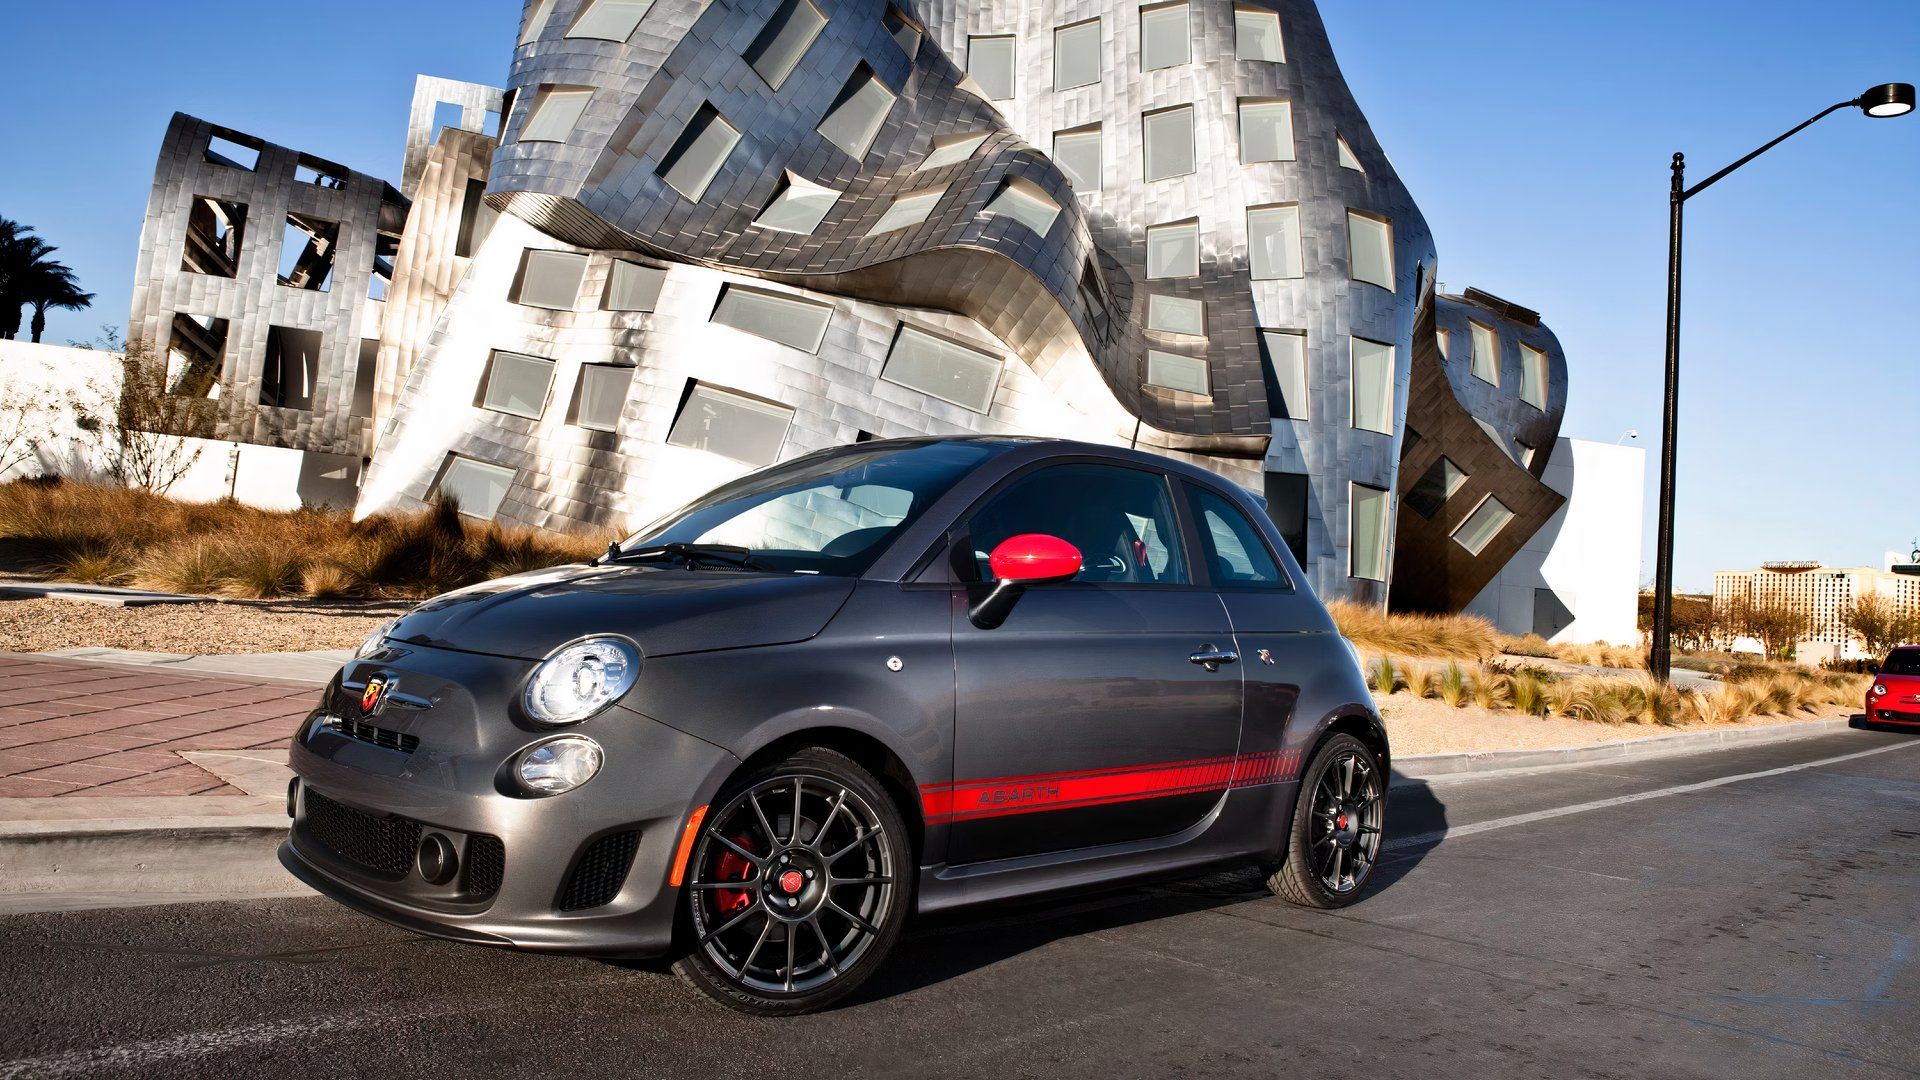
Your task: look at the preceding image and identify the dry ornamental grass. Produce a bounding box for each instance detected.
[0,480,611,601]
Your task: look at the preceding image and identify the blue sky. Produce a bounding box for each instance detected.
[3,0,1914,590]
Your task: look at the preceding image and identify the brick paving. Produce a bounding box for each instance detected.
[0,654,318,797]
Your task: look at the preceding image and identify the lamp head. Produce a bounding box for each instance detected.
[1858,83,1915,118]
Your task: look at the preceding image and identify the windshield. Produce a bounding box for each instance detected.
[619,442,995,576]
[1882,649,1920,677]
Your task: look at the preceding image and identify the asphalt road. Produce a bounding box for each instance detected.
[3,729,1917,1080]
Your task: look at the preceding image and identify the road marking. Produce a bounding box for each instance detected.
[1384,740,1920,853]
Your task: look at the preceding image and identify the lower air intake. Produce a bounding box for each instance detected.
[557,830,640,911]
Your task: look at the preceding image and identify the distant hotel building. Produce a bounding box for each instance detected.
[1713,556,1920,659]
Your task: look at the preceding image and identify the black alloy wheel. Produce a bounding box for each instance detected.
[1268,732,1385,908]
[674,747,909,1014]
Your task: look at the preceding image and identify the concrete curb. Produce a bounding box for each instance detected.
[0,819,306,903]
[1392,717,1852,786]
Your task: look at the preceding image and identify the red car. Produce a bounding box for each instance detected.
[1865,646,1920,728]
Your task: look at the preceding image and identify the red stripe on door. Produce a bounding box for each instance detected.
[922,748,1302,824]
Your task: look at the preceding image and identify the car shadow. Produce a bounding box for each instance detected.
[840,776,1452,1006]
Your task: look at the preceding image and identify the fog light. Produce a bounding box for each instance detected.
[417,832,458,885]
[517,736,603,797]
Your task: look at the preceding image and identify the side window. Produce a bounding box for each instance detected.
[1186,483,1287,588]
[966,464,1189,585]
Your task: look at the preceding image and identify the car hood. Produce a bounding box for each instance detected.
[382,563,858,661]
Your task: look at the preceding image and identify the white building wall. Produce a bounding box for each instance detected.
[1465,437,1645,646]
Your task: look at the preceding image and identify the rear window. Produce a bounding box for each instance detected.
[1881,649,1920,676]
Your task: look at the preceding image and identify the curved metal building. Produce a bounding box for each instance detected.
[128,0,1571,608]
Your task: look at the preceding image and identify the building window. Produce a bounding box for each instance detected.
[1469,321,1499,384]
[520,0,559,45]
[1054,19,1100,90]
[982,178,1059,236]
[1147,295,1204,336]
[605,260,666,311]
[513,249,589,310]
[882,325,1003,413]
[1238,99,1294,163]
[204,131,261,171]
[182,196,246,278]
[745,0,826,90]
[1348,211,1393,290]
[1146,350,1209,395]
[350,339,379,418]
[566,0,654,41]
[1248,204,1303,279]
[1336,135,1364,172]
[573,364,634,432]
[659,103,741,200]
[967,36,1016,100]
[711,284,833,352]
[456,179,497,258]
[368,233,398,301]
[1451,495,1515,556]
[1146,219,1199,279]
[1260,329,1307,419]
[867,188,943,235]
[884,5,921,56]
[1350,337,1394,434]
[260,326,322,410]
[276,213,339,292]
[295,157,348,190]
[434,456,517,519]
[1053,126,1101,190]
[1404,457,1465,518]
[1265,472,1309,568]
[668,383,794,465]
[752,174,840,234]
[1350,483,1390,581]
[1517,441,1537,469]
[1142,104,1195,181]
[1234,5,1284,62]
[1520,343,1548,409]
[817,66,896,159]
[520,87,591,143]
[919,131,989,171]
[479,350,556,419]
[165,313,229,398]
[1140,2,1190,71]
[1474,416,1516,463]
[1435,327,1450,361]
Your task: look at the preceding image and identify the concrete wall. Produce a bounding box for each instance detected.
[1464,437,1644,646]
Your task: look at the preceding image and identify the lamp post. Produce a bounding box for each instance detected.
[1649,82,1914,682]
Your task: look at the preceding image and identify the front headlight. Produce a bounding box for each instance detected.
[356,617,399,658]
[516,736,604,796]
[1872,683,1888,697]
[523,637,640,725]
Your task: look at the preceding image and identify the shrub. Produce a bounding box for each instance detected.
[1820,657,1880,675]
[300,563,353,601]
[1367,654,1400,694]
[50,543,133,585]
[1438,663,1468,708]
[1508,670,1548,716]
[1471,669,1511,711]
[1500,633,1558,659]
[1406,663,1439,699]
[1329,601,1498,661]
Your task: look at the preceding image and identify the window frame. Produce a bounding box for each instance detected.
[434,455,519,520]
[1053,18,1102,90]
[1182,478,1294,591]
[1247,203,1304,280]
[1052,125,1102,190]
[1146,350,1210,396]
[1237,98,1295,164]
[1139,1,1192,72]
[572,362,635,432]
[476,349,557,420]
[880,322,1005,414]
[1450,493,1515,557]
[1146,218,1200,279]
[1349,482,1392,582]
[565,0,655,42]
[709,283,834,353]
[1142,103,1196,182]
[511,248,589,310]
[1233,4,1285,63]
[744,0,828,90]
[1349,335,1395,435]
[816,66,897,159]
[520,87,592,143]
[658,103,742,201]
[966,35,1017,101]
[1347,209,1394,291]
[665,381,796,465]
[1519,342,1549,410]
[1468,320,1500,386]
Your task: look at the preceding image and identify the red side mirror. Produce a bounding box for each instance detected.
[988,533,1082,585]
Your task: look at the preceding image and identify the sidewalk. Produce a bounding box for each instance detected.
[0,654,316,798]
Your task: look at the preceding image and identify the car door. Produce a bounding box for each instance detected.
[940,461,1244,865]
[1181,479,1321,776]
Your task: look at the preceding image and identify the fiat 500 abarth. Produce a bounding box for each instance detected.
[1865,646,1920,728]
[281,437,1388,1013]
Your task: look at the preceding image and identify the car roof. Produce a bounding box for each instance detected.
[821,435,1250,492]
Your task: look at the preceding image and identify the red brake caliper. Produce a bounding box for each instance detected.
[711,835,757,916]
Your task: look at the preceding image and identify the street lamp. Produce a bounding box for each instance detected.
[1648,82,1914,682]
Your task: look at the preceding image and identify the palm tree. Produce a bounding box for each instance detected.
[0,218,91,341]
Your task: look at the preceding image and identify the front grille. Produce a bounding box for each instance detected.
[323,715,420,753]
[464,834,506,896]
[558,831,640,911]
[304,789,421,877]
[1877,710,1920,724]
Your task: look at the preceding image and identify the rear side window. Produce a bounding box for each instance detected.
[1883,649,1920,676]
[1185,483,1288,588]
[966,463,1188,585]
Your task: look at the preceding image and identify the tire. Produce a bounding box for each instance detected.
[673,747,912,1015]
[1267,732,1385,909]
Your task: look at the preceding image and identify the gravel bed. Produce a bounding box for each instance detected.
[0,597,410,654]
[1379,692,1851,756]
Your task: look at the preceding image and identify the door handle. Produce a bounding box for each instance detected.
[1189,645,1239,672]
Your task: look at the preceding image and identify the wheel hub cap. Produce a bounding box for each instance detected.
[778,870,805,894]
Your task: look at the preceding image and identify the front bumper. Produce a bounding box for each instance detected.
[284,642,737,957]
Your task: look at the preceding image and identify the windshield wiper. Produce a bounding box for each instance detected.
[603,541,762,570]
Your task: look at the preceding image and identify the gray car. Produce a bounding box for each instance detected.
[280,437,1388,1013]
